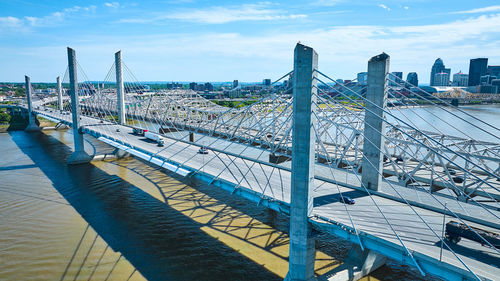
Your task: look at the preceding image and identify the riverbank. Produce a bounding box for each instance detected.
[0,115,58,133]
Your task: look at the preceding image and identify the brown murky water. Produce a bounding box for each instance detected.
[0,130,429,280]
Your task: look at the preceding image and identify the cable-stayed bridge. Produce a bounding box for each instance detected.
[18,44,500,281]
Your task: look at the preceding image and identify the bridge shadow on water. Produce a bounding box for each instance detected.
[10,131,293,281]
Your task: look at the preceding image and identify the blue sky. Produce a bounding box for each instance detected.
[1,0,499,83]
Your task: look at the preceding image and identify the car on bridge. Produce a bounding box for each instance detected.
[340,196,355,205]
[198,147,209,154]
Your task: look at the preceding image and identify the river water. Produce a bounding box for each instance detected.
[2,104,497,281]
[389,104,500,143]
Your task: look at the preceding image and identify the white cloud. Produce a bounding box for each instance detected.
[313,0,343,7]
[104,2,120,8]
[2,14,500,82]
[0,4,96,31]
[451,5,500,14]
[119,3,307,24]
[378,4,391,11]
[404,6,409,10]
[0,16,23,28]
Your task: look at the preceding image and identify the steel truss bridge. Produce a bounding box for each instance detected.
[19,45,500,281]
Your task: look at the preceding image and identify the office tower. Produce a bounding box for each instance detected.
[357,72,368,85]
[430,58,446,86]
[434,72,450,86]
[488,66,500,78]
[406,72,418,87]
[452,72,468,87]
[468,58,488,86]
[389,71,403,86]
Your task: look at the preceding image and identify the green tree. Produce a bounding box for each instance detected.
[14,88,25,97]
[0,112,11,123]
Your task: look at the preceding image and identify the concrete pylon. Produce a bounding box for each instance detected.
[361,53,390,191]
[115,50,126,125]
[286,43,318,281]
[24,75,41,132]
[57,76,63,111]
[317,244,386,281]
[67,47,91,164]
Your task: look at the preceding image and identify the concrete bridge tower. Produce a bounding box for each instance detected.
[24,75,41,132]
[361,53,390,191]
[286,43,318,281]
[66,47,92,164]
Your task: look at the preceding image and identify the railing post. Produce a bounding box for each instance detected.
[57,76,63,111]
[361,53,390,191]
[115,50,126,125]
[67,47,91,164]
[287,43,317,281]
[24,75,40,131]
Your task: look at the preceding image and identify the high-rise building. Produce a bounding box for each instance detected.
[480,75,497,85]
[488,65,500,78]
[452,72,468,87]
[434,72,450,86]
[430,58,446,86]
[357,72,367,85]
[189,82,197,90]
[406,72,418,87]
[389,71,403,86]
[233,80,239,89]
[491,79,500,94]
[263,79,271,86]
[468,58,488,86]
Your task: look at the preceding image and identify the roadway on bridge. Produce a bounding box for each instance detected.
[35,107,500,280]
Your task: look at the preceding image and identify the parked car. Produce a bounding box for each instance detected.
[340,196,355,205]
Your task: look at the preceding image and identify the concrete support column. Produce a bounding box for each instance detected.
[115,50,126,125]
[57,76,63,111]
[286,43,318,281]
[317,244,386,281]
[361,53,390,191]
[24,75,40,131]
[67,47,91,164]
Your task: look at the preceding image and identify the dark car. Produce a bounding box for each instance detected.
[198,147,209,154]
[340,196,355,205]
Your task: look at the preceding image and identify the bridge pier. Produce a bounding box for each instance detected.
[285,43,317,281]
[66,47,91,165]
[361,53,390,191]
[115,50,126,125]
[317,244,386,281]
[57,76,63,111]
[24,75,41,132]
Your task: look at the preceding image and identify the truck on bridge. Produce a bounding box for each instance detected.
[445,220,500,249]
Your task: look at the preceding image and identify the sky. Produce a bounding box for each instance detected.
[0,0,499,83]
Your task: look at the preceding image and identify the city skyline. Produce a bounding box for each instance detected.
[0,1,500,82]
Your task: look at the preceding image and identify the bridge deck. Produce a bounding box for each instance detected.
[35,108,500,280]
